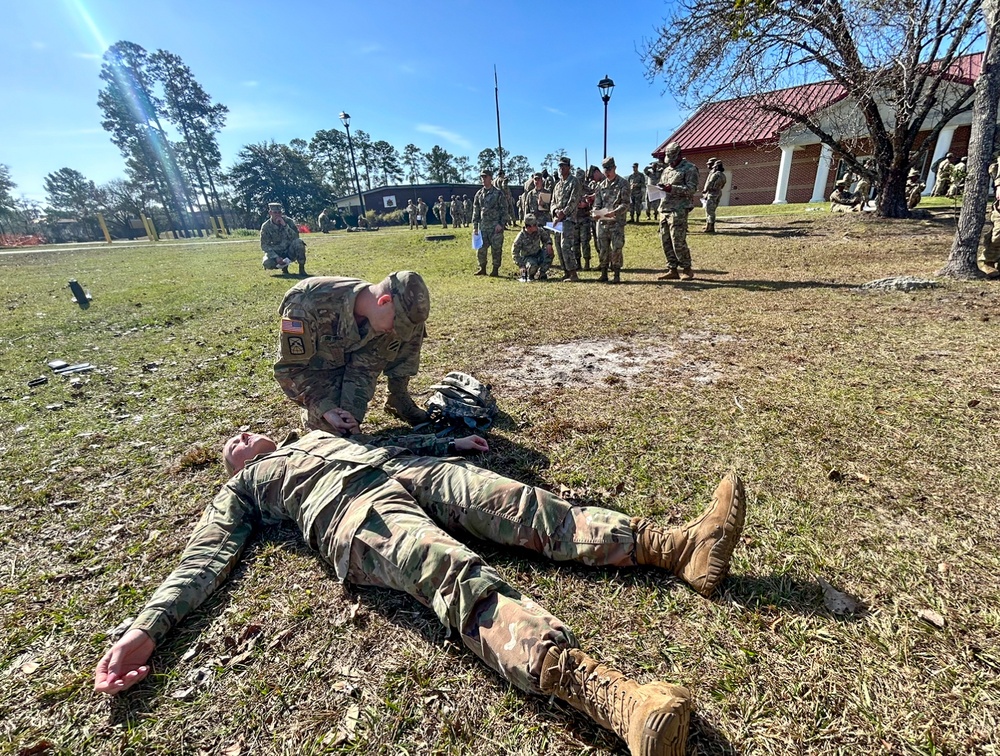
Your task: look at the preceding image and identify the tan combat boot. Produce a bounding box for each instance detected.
[597,267,609,283]
[612,270,621,284]
[657,269,680,281]
[562,270,580,282]
[385,378,428,425]
[489,267,500,277]
[680,268,695,280]
[474,266,487,276]
[632,473,746,597]
[298,261,307,276]
[540,646,691,756]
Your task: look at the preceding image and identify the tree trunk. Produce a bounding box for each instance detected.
[876,164,911,218]
[938,0,999,279]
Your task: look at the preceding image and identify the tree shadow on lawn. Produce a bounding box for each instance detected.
[611,277,856,292]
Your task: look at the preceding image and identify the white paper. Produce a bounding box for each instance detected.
[544,222,564,233]
[647,185,666,202]
[592,207,615,220]
[472,231,483,250]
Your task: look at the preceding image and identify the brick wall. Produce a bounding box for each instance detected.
[680,124,972,206]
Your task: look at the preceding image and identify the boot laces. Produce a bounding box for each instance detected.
[635,518,677,568]
[557,652,637,735]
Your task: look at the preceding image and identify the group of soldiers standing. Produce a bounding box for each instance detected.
[466,143,718,284]
[404,195,472,230]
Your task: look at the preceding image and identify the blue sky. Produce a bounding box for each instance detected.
[2,0,687,202]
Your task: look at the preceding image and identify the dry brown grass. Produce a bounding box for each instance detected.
[1,209,998,755]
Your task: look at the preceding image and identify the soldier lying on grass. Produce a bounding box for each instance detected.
[94,427,747,756]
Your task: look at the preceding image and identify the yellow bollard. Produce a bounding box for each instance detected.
[96,213,112,244]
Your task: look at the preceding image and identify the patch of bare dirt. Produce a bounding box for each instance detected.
[492,334,731,389]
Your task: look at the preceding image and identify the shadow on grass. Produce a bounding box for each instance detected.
[725,574,867,621]
[608,277,856,291]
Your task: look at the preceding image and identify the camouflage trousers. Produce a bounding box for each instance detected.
[982,205,1000,265]
[478,227,505,271]
[573,218,592,267]
[263,239,306,269]
[596,221,625,271]
[660,208,692,270]
[630,193,644,220]
[409,215,417,230]
[557,219,580,272]
[647,198,660,220]
[704,195,720,225]
[521,252,554,279]
[342,455,638,694]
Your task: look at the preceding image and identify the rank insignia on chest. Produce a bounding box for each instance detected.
[281,318,305,335]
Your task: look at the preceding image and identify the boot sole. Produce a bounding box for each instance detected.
[633,683,692,756]
[691,473,746,597]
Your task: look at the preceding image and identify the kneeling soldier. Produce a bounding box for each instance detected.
[512,214,555,281]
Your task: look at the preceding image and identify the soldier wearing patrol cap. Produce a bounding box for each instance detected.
[273,271,431,433]
[550,156,584,282]
[829,179,863,212]
[627,162,646,223]
[593,156,630,283]
[260,202,307,276]
[701,159,727,233]
[525,173,552,228]
[434,195,449,228]
[511,213,554,281]
[656,143,700,280]
[472,168,510,276]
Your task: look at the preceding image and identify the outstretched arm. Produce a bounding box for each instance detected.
[94,484,262,695]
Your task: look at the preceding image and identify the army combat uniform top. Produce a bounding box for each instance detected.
[260,215,306,269]
[274,277,424,430]
[129,430,645,695]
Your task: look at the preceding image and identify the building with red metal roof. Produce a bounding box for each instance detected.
[650,53,985,207]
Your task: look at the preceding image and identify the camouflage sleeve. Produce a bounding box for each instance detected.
[130,483,261,644]
[567,178,583,214]
[511,231,527,267]
[613,178,630,218]
[499,190,510,226]
[260,222,284,256]
[359,433,451,456]
[472,192,482,227]
[383,330,424,381]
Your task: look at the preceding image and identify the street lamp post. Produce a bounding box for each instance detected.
[339,111,367,224]
[598,76,615,158]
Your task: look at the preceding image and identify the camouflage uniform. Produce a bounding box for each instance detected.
[627,167,646,223]
[497,173,516,224]
[434,198,449,228]
[525,185,552,227]
[273,276,425,431]
[657,153,700,272]
[551,166,584,273]
[318,211,333,233]
[932,156,954,196]
[574,170,595,270]
[417,200,429,229]
[644,162,665,220]
[906,171,925,210]
[829,185,862,213]
[594,171,629,274]
[511,224,554,280]
[261,215,307,271]
[702,165,727,231]
[982,155,1000,269]
[129,429,647,696]
[406,202,418,230]
[472,181,510,274]
[450,196,464,228]
[947,160,967,197]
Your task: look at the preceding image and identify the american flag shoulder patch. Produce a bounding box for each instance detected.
[281,318,305,335]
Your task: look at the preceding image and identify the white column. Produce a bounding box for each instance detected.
[773,144,795,204]
[809,143,834,202]
[924,126,955,195]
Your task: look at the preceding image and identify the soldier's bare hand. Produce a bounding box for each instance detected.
[454,435,489,453]
[94,628,155,695]
[323,408,361,435]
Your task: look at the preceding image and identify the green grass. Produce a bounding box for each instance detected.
[1,211,998,755]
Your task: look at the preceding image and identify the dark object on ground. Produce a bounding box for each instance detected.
[425,234,455,242]
[68,280,91,309]
[27,376,48,387]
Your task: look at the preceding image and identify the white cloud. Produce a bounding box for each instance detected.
[242,80,259,88]
[73,52,101,61]
[544,107,567,116]
[416,124,472,150]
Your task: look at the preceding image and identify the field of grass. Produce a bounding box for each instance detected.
[1,208,998,755]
